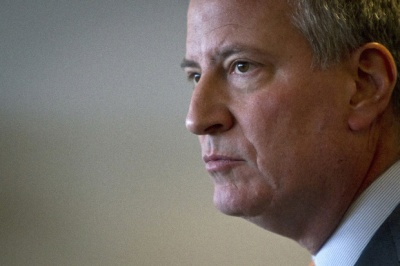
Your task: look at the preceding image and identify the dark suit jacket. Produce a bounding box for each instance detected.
[354,203,400,266]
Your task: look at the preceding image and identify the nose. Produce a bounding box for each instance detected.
[185,74,234,135]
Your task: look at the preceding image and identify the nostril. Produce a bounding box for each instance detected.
[204,123,225,134]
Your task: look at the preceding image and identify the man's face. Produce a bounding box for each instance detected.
[183,0,365,235]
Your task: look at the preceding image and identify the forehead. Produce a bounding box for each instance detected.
[185,0,304,64]
[187,0,292,30]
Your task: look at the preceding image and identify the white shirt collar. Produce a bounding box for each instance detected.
[313,161,400,266]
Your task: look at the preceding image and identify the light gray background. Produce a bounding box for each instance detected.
[1,1,310,265]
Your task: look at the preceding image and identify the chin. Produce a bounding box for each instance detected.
[213,199,244,217]
[212,185,269,217]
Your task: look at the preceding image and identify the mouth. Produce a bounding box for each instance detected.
[203,155,244,172]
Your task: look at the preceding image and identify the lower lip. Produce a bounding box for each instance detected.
[205,160,243,172]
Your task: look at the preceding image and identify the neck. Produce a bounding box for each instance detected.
[305,113,400,254]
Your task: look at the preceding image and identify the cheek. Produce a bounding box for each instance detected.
[239,94,290,168]
[237,89,329,190]
[239,88,350,193]
[238,93,280,143]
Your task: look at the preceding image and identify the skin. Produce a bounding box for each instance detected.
[182,0,399,254]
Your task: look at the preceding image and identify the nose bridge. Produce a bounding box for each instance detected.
[185,72,233,135]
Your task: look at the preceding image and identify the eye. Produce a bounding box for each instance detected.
[233,61,251,74]
[188,73,201,85]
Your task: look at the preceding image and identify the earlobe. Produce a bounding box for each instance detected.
[348,43,397,131]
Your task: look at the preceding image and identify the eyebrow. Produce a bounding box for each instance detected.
[180,44,263,69]
[180,59,199,69]
[215,45,246,61]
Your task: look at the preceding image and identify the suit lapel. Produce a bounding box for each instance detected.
[389,204,400,263]
[354,204,400,266]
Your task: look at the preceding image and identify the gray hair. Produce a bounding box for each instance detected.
[289,0,400,112]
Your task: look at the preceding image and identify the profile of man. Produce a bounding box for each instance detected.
[181,0,400,265]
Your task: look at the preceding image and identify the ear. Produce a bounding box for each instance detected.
[348,43,397,131]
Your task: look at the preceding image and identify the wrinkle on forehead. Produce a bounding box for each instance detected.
[187,0,292,34]
[208,23,241,34]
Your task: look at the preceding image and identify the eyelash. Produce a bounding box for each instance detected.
[186,60,255,85]
[230,61,252,75]
[187,72,201,84]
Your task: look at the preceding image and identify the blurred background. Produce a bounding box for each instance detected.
[0,1,310,265]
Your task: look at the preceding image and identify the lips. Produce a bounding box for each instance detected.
[203,155,244,172]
